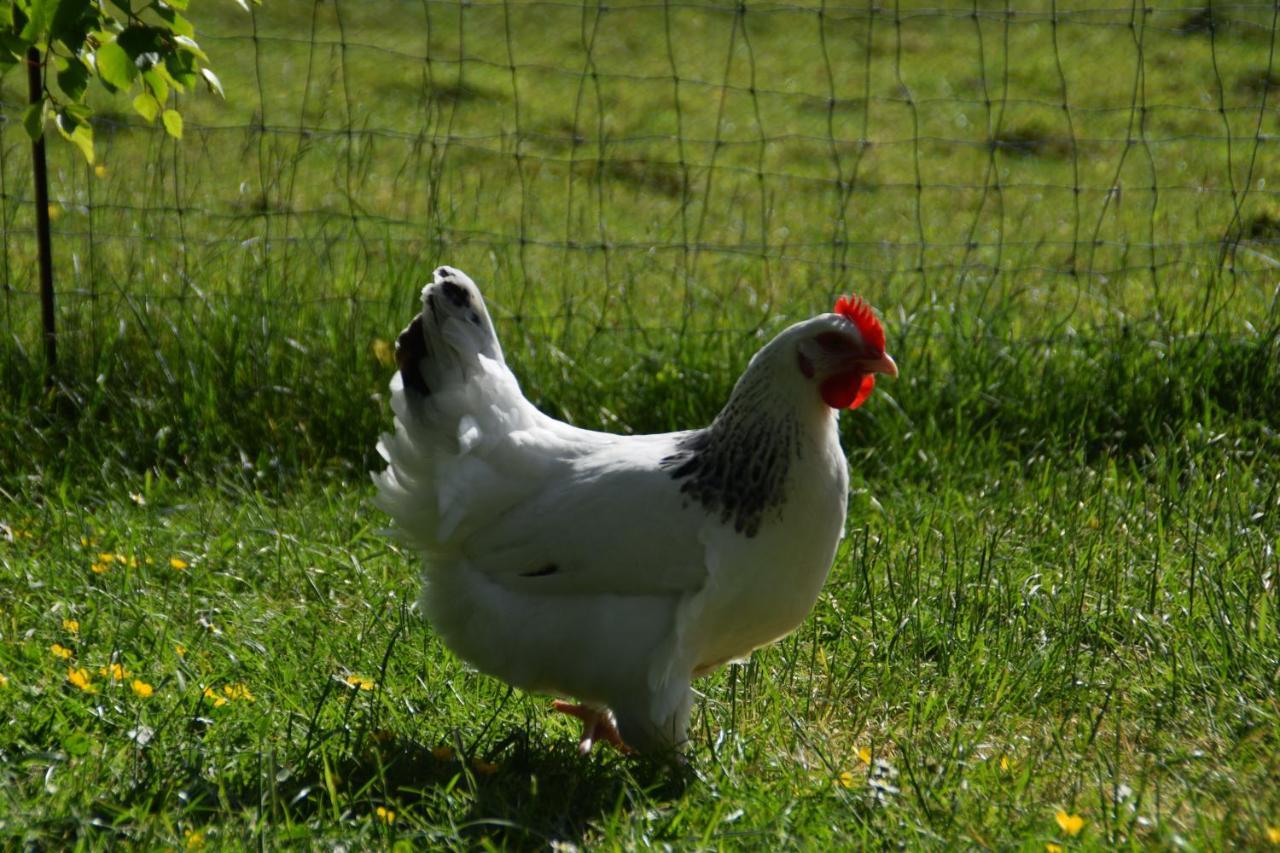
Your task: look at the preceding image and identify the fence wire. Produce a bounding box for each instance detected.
[1,0,1278,369]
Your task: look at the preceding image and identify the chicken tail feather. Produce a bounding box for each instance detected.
[395,314,432,396]
[375,265,543,551]
[394,266,505,403]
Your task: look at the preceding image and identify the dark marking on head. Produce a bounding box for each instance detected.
[797,350,814,379]
[395,314,431,396]
[440,280,469,308]
[468,310,481,326]
[815,331,853,352]
[518,563,559,578]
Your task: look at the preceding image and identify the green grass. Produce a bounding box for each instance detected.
[3,0,1280,847]
[2,435,1277,847]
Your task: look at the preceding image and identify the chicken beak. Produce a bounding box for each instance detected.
[864,352,898,379]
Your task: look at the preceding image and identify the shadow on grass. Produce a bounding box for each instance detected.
[156,725,692,847]
[341,728,693,846]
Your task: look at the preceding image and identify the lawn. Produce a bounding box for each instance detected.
[1,0,1279,848]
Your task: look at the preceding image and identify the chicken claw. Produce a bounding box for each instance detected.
[551,700,634,755]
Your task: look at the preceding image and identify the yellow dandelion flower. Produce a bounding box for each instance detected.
[857,745,872,765]
[471,757,499,775]
[375,805,395,824]
[999,755,1011,772]
[1046,845,1063,853]
[97,552,116,563]
[175,643,186,657]
[51,643,73,660]
[0,673,9,688]
[223,683,254,702]
[91,561,110,574]
[1267,826,1280,844]
[346,674,375,691]
[371,338,395,367]
[62,618,80,634]
[837,770,856,789]
[67,667,96,693]
[1055,811,1084,836]
[94,164,108,179]
[99,662,130,681]
[431,745,455,761]
[170,557,188,570]
[131,679,154,698]
[184,829,205,850]
[202,687,228,707]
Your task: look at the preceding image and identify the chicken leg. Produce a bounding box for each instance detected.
[551,700,634,755]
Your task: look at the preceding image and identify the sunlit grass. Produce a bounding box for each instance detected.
[2,425,1277,846]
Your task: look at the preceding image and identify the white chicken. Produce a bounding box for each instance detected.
[373,266,897,755]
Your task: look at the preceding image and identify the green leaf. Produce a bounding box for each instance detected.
[57,57,90,101]
[0,5,12,27]
[55,108,95,163]
[164,49,196,89]
[132,92,159,122]
[155,6,194,38]
[62,101,92,120]
[147,60,182,94]
[21,102,44,141]
[0,32,28,64]
[19,0,58,41]
[173,35,206,61]
[69,123,96,163]
[143,68,168,103]
[50,0,95,50]
[95,41,135,90]
[200,67,224,98]
[163,0,191,9]
[161,108,183,139]
[116,25,162,61]
[55,107,78,133]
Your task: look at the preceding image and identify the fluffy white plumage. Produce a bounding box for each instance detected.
[372,266,896,754]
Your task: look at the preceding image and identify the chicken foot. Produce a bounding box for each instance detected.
[551,700,634,755]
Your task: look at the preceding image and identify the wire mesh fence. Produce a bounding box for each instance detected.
[1,1,1278,439]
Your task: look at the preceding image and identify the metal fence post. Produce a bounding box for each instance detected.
[27,45,56,390]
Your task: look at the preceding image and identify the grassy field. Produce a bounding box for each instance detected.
[2,0,1280,847]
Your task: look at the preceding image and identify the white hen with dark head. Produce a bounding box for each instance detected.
[373,266,897,755]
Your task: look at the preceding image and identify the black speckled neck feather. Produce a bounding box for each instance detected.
[660,379,802,538]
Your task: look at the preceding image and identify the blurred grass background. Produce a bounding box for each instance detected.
[1,1,1278,848]
[0,0,1277,478]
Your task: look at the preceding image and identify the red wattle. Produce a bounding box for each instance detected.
[821,372,876,410]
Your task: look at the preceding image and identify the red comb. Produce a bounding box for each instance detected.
[833,294,885,353]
